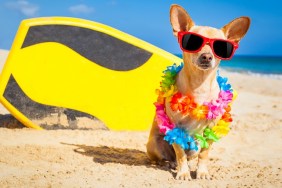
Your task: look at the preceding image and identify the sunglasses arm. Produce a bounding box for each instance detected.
[234,42,239,49]
[177,32,183,44]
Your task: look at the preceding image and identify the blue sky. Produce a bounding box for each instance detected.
[0,0,281,56]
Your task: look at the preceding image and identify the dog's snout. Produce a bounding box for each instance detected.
[200,53,213,63]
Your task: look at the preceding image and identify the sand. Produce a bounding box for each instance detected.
[0,49,281,187]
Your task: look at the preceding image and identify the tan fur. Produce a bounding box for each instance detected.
[146,4,250,180]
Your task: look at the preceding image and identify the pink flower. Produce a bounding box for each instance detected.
[205,100,225,120]
[219,91,233,107]
[154,102,175,134]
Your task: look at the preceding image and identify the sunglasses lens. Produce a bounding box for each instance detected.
[213,41,234,59]
[181,34,203,51]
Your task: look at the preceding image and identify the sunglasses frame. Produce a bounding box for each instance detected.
[178,31,239,60]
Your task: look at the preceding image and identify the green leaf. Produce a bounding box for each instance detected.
[202,140,209,148]
[204,128,219,142]
[195,134,209,148]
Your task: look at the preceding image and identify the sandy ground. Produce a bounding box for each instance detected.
[0,49,281,187]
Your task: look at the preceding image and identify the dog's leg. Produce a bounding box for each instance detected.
[172,143,191,180]
[146,118,176,166]
[196,143,212,180]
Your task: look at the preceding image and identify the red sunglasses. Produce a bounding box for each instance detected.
[178,31,238,60]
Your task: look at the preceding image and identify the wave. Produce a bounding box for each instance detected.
[220,67,282,80]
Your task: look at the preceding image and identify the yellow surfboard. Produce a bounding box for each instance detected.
[0,17,181,130]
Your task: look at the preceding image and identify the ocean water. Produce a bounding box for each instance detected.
[175,54,282,79]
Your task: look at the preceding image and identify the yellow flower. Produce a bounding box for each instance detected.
[212,120,230,137]
[192,105,208,120]
[232,89,238,101]
[163,85,177,97]
[155,89,165,104]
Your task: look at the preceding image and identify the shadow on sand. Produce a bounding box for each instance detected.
[62,143,173,172]
[0,114,25,128]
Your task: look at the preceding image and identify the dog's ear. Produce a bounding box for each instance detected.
[221,17,251,43]
[170,4,194,37]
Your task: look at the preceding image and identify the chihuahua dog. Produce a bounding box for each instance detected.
[147,5,250,180]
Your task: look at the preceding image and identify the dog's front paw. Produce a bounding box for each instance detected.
[176,170,191,180]
[196,164,211,180]
[196,170,211,180]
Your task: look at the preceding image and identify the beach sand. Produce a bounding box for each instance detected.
[0,49,281,187]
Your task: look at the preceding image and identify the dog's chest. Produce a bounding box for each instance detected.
[164,97,219,136]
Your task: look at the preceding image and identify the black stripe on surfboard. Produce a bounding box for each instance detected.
[21,25,153,71]
[3,74,104,129]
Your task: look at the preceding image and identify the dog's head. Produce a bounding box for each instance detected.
[170,5,250,71]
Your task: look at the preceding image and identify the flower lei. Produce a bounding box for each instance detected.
[154,63,237,151]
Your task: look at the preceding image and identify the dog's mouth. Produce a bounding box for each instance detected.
[197,62,212,70]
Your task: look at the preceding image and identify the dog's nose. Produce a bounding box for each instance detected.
[200,53,213,63]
